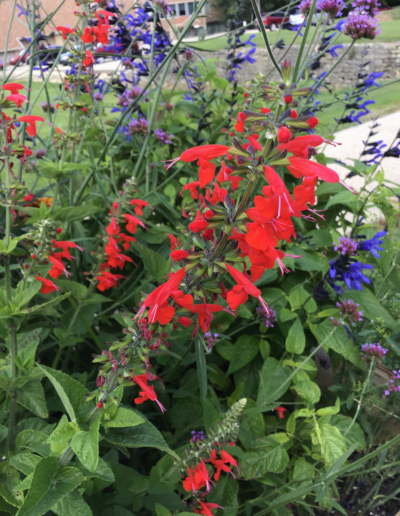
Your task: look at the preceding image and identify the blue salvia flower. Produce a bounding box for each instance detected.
[359,231,387,258]
[342,262,374,290]
[329,44,344,57]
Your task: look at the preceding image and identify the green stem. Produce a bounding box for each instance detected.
[249,0,282,78]
[345,358,375,436]
[292,0,318,83]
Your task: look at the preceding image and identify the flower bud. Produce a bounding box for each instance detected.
[277,126,292,143]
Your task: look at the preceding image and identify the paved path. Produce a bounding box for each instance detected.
[324,111,400,190]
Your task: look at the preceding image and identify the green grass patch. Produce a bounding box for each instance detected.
[193,19,400,52]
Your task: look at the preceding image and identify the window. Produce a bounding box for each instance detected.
[187,2,194,14]
[178,3,186,15]
[204,1,211,14]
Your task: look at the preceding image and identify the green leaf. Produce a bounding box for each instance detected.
[17,380,48,418]
[101,413,178,459]
[320,424,347,468]
[36,365,88,424]
[15,457,60,516]
[137,246,171,282]
[0,462,24,508]
[70,419,100,473]
[54,205,100,223]
[175,101,201,117]
[215,340,234,361]
[285,318,305,354]
[0,424,7,443]
[316,398,340,416]
[227,335,259,375]
[310,319,364,368]
[257,358,290,406]
[142,226,171,244]
[288,286,317,313]
[102,407,144,428]
[240,438,289,479]
[325,190,357,209]
[195,337,207,403]
[9,455,41,477]
[16,430,50,456]
[18,293,72,316]
[47,415,79,456]
[12,282,41,310]
[343,287,399,331]
[52,491,93,516]
[292,380,321,405]
[56,280,88,300]
[155,504,171,516]
[331,415,365,451]
[293,457,315,489]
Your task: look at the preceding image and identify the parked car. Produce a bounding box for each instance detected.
[289,9,332,27]
[10,49,30,66]
[256,11,291,30]
[26,45,63,66]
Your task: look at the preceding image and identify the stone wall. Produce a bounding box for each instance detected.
[164,42,400,88]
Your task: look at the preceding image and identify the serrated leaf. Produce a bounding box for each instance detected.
[292,380,321,405]
[101,412,178,459]
[239,438,289,479]
[325,190,357,209]
[137,246,171,282]
[54,205,100,223]
[320,424,347,468]
[0,462,24,508]
[52,490,93,516]
[9,454,42,476]
[56,280,88,300]
[285,318,305,354]
[70,419,100,472]
[293,457,315,490]
[331,415,365,451]
[36,365,88,424]
[310,319,364,368]
[227,335,259,375]
[17,380,48,418]
[18,293,72,316]
[102,407,144,428]
[257,358,290,407]
[47,415,78,456]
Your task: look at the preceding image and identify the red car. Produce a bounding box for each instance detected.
[256,11,290,30]
[10,49,30,66]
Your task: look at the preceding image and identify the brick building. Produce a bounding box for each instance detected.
[0,0,224,64]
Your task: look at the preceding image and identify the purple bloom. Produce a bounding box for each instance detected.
[35,148,46,159]
[184,47,194,60]
[359,231,386,258]
[342,262,373,290]
[318,0,345,18]
[155,129,173,144]
[336,299,363,324]
[93,92,104,102]
[127,118,148,136]
[257,306,276,328]
[351,0,380,16]
[191,430,205,442]
[299,0,313,14]
[204,332,218,349]
[343,13,380,40]
[155,0,172,16]
[362,343,388,360]
[385,370,400,395]
[334,236,358,256]
[39,102,55,114]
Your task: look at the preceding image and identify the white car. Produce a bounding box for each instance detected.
[290,9,332,26]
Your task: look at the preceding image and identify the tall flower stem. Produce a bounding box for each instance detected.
[249,0,282,78]
[292,0,318,83]
[3,129,18,454]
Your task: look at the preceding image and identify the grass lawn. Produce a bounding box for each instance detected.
[193,19,400,52]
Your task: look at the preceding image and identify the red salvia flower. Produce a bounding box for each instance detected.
[130,199,150,216]
[275,406,287,418]
[168,233,181,250]
[35,277,61,294]
[17,115,45,137]
[1,83,26,95]
[131,374,165,413]
[194,501,221,516]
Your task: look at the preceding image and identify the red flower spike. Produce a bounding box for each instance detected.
[17,115,45,137]
[288,156,339,183]
[194,501,222,516]
[168,233,181,250]
[180,145,230,163]
[1,83,26,95]
[96,271,124,291]
[124,214,147,233]
[277,126,292,144]
[188,210,209,234]
[56,26,75,39]
[83,50,95,68]
[171,250,189,261]
[227,285,248,310]
[225,263,271,315]
[275,406,287,419]
[6,94,27,108]
[81,27,95,43]
[131,374,165,413]
[130,199,150,216]
[35,277,62,294]
[278,135,324,158]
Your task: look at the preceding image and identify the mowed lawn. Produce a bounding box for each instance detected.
[193,18,400,51]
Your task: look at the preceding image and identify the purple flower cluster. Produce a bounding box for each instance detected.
[155,0,172,16]
[318,0,345,18]
[343,12,380,40]
[359,231,386,258]
[362,343,388,360]
[155,129,173,144]
[35,148,46,160]
[385,370,400,396]
[184,47,194,61]
[257,306,276,328]
[93,92,104,102]
[39,102,55,114]
[118,87,146,107]
[334,236,358,256]
[205,332,218,349]
[299,0,313,14]
[351,0,380,16]
[191,430,205,442]
[128,118,149,135]
[337,299,363,324]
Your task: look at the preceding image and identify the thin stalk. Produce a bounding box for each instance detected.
[292,0,318,83]
[249,0,282,78]
[3,131,18,454]
[344,358,375,436]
